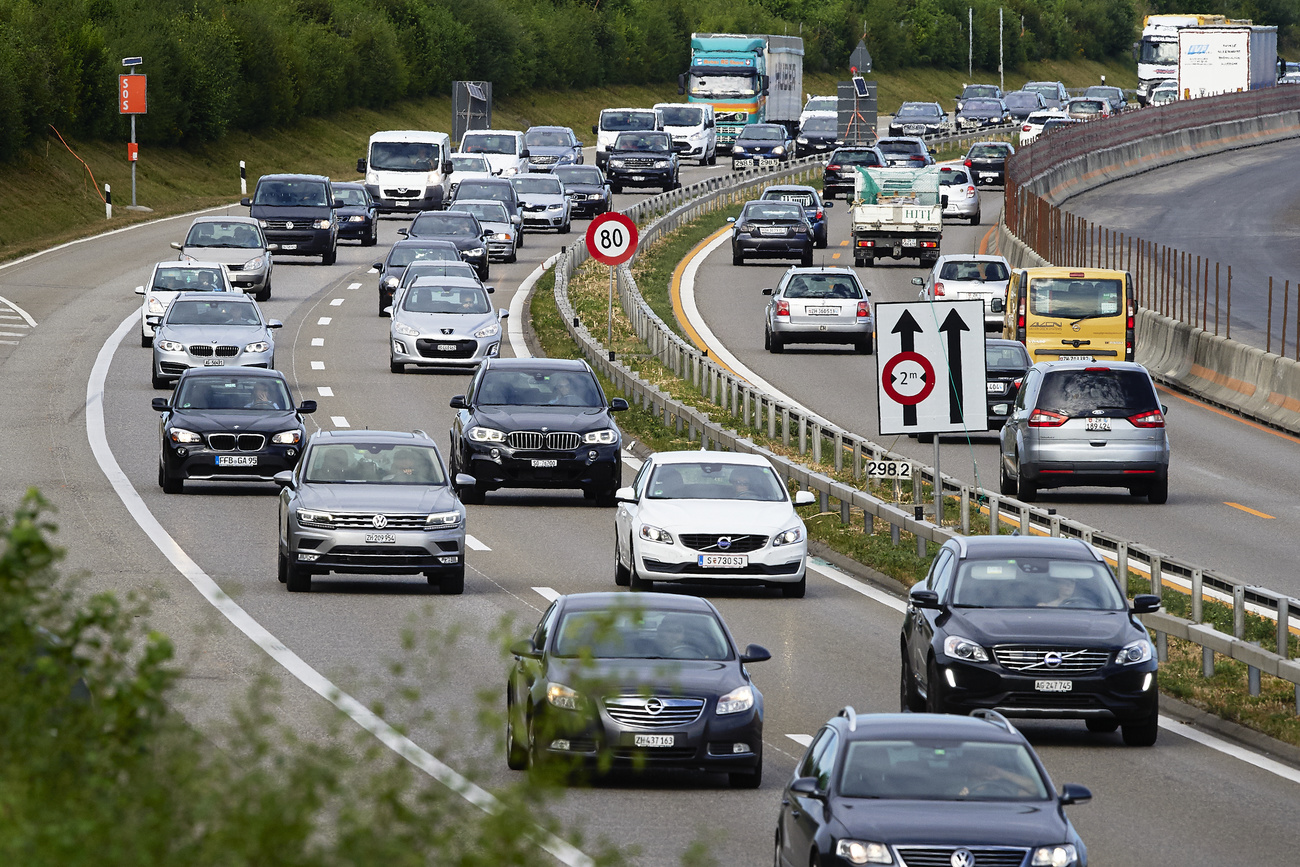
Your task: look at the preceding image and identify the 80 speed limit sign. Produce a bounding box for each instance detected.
[585,212,639,266]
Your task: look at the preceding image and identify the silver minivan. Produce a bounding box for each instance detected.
[999,361,1169,503]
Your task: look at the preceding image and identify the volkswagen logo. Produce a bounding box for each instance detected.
[285,221,294,230]
[644,698,664,715]
[371,514,388,529]
[1044,652,1063,668]
[950,849,975,867]
[716,537,733,550]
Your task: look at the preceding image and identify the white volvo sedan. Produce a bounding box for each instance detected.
[613,451,816,598]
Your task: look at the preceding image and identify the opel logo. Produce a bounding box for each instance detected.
[717,537,733,550]
[950,849,975,867]
[1071,322,1081,332]
[372,514,388,529]
[644,698,664,715]
[285,221,294,230]
[1045,652,1063,668]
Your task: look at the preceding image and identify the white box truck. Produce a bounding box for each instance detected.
[1177,25,1278,99]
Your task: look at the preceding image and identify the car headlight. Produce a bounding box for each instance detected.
[546,203,563,211]
[732,145,744,154]
[167,428,201,444]
[473,322,500,339]
[943,635,989,662]
[796,137,808,143]
[652,159,669,168]
[639,524,673,544]
[502,167,518,176]
[297,509,334,529]
[466,246,486,257]
[425,511,461,528]
[256,219,269,228]
[1031,844,1079,866]
[380,275,400,291]
[772,526,803,547]
[156,340,185,352]
[467,426,505,443]
[271,430,301,445]
[493,232,513,241]
[610,159,626,167]
[393,321,419,337]
[311,219,330,230]
[582,429,618,445]
[345,215,364,223]
[773,146,786,155]
[243,255,267,270]
[244,341,271,353]
[546,682,579,710]
[716,684,753,715]
[1117,638,1153,665]
[147,296,167,314]
[834,839,892,865]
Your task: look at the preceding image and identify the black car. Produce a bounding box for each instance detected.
[730,123,793,169]
[776,708,1092,867]
[759,184,833,248]
[448,357,628,504]
[401,211,490,280]
[506,592,769,786]
[794,114,840,157]
[822,146,886,200]
[374,238,463,315]
[1084,85,1128,114]
[957,98,1012,130]
[964,140,1016,187]
[875,136,935,168]
[729,199,814,266]
[241,173,340,265]
[901,535,1162,746]
[985,339,1031,429]
[955,83,1003,112]
[888,101,949,137]
[1003,89,1048,121]
[152,368,315,494]
[447,176,525,240]
[554,165,612,219]
[332,182,378,246]
[605,131,680,193]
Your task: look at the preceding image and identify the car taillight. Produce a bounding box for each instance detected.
[1012,378,1023,391]
[1028,409,1069,427]
[826,164,840,171]
[815,210,824,221]
[966,185,976,197]
[964,158,972,168]
[933,281,945,297]
[775,300,790,317]
[1022,124,1032,132]
[910,155,925,162]
[857,301,870,318]
[1128,410,1165,428]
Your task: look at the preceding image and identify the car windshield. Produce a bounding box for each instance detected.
[950,557,1127,609]
[453,182,511,204]
[805,97,836,112]
[601,110,657,131]
[646,461,786,501]
[688,73,758,97]
[512,177,562,195]
[986,343,1029,368]
[555,167,603,184]
[460,134,517,155]
[451,202,509,222]
[1028,277,1122,319]
[369,141,440,171]
[744,202,804,221]
[552,609,731,660]
[658,106,703,126]
[739,127,785,141]
[303,443,446,485]
[613,133,670,152]
[964,99,1002,112]
[410,214,479,237]
[184,222,263,249]
[1037,368,1159,417]
[1086,86,1119,99]
[402,285,490,315]
[968,144,1010,159]
[334,187,369,207]
[388,245,460,268]
[451,155,491,172]
[832,150,881,166]
[1024,83,1060,98]
[173,376,291,410]
[1004,92,1040,109]
[524,129,572,147]
[939,260,1008,281]
[1041,120,1079,133]
[475,369,602,406]
[783,273,863,299]
[152,266,226,292]
[165,299,262,326]
[802,116,837,133]
[896,104,940,119]
[839,739,1049,800]
[253,180,329,207]
[401,262,477,286]
[963,86,1000,98]
[1070,100,1103,115]
[762,189,815,207]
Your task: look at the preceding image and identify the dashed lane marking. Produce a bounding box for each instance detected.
[317,316,332,325]
[311,361,324,370]
[317,386,334,397]
[330,416,349,427]
[311,338,324,346]
[466,535,490,551]
[1225,502,1276,519]
[347,282,361,290]
[330,298,345,306]
[533,587,561,602]
[787,734,813,747]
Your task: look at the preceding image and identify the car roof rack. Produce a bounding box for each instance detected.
[836,705,858,732]
[969,708,1016,734]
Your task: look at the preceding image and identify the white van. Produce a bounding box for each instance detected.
[458,130,529,177]
[591,108,662,168]
[652,102,717,166]
[357,130,453,214]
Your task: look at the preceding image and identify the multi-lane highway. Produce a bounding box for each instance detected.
[2,149,1298,867]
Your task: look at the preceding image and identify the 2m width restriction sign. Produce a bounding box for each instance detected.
[875,300,988,437]
[585,212,638,266]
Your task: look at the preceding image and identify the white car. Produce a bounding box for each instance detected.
[799,95,838,128]
[613,451,816,598]
[134,261,240,347]
[911,253,1011,332]
[449,153,497,197]
[1018,109,1066,146]
[458,129,529,177]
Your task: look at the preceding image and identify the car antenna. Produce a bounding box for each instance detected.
[837,706,858,731]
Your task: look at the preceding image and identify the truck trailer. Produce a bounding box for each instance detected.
[678,33,803,145]
[1177,25,1278,99]
[1134,14,1251,104]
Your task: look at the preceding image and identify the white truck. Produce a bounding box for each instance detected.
[1177,25,1278,99]
[850,166,942,267]
[357,130,454,213]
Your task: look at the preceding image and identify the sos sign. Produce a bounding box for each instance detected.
[119,75,146,114]
[585,212,638,266]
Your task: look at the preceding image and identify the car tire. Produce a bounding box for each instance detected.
[800,249,813,267]
[1121,707,1159,746]
[925,658,945,714]
[506,247,517,263]
[729,763,762,789]
[159,461,183,494]
[458,478,486,505]
[900,657,924,712]
[609,183,623,194]
[506,692,530,770]
[390,358,404,374]
[595,484,618,507]
[779,574,806,599]
[151,371,169,390]
[1016,465,1038,502]
[855,335,873,355]
[969,210,981,226]
[363,222,378,246]
[141,332,152,348]
[615,534,631,587]
[277,550,289,584]
[285,559,311,593]
[860,256,874,267]
[1086,718,1120,733]
[917,432,934,444]
[255,280,271,302]
[732,247,744,266]
[435,564,465,595]
[999,456,1016,496]
[816,233,827,249]
[823,189,834,200]
[516,231,524,249]
[769,332,784,354]
[629,560,652,591]
[560,220,571,235]
[1148,477,1169,504]
[322,244,336,266]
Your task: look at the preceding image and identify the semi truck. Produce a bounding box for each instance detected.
[1134,14,1251,104]
[678,33,803,146]
[1177,25,1278,99]
[849,166,942,267]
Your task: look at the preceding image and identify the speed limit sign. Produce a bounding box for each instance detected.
[585,212,639,266]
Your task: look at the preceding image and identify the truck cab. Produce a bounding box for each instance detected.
[357,130,453,214]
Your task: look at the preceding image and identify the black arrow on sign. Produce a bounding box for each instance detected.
[892,311,924,426]
[940,308,970,424]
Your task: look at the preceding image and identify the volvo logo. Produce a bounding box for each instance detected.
[285,221,294,230]
[371,514,388,529]
[1045,652,1063,668]
[717,537,733,550]
[950,849,975,867]
[644,698,664,715]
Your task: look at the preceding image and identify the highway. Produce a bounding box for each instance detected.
[1,149,1298,866]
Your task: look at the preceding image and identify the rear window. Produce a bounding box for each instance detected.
[1036,369,1158,417]
[877,140,921,155]
[783,273,863,299]
[832,150,881,166]
[940,260,1008,281]
[762,189,814,207]
[968,144,1010,159]
[939,168,970,186]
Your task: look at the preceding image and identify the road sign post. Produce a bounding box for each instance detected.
[119,57,148,211]
[585,212,639,360]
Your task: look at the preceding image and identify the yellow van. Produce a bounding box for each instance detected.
[998,267,1135,363]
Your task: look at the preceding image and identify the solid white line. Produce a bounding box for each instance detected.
[466,535,491,552]
[311,361,324,370]
[86,312,591,867]
[807,559,906,613]
[330,416,349,428]
[317,317,332,326]
[311,338,324,347]
[508,254,560,359]
[787,734,813,747]
[533,587,561,602]
[317,386,333,397]
[330,298,345,307]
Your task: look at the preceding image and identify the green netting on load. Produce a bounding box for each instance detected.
[852,166,940,206]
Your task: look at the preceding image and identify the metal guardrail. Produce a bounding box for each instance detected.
[547,150,1300,711]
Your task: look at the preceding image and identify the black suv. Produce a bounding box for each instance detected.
[374,238,462,315]
[448,358,628,504]
[901,535,1161,746]
[822,146,885,199]
[605,131,680,193]
[242,173,340,265]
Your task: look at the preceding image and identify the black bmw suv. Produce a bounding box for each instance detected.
[901,535,1161,746]
[448,358,628,504]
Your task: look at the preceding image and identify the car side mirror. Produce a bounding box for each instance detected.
[610,398,629,411]
[267,243,279,251]
[909,588,941,609]
[151,397,170,412]
[823,201,833,209]
[991,298,1005,313]
[442,160,453,175]
[790,777,824,797]
[373,262,385,271]
[1160,404,1168,415]
[397,228,409,239]
[170,241,183,251]
[498,309,510,320]
[591,124,599,135]
[333,199,344,209]
[1060,783,1092,806]
[615,486,636,503]
[726,217,737,223]
[273,470,294,488]
[485,286,495,294]
[297,400,317,415]
[1131,594,1161,614]
[740,643,771,664]
[240,197,251,207]
[911,277,924,286]
[512,215,522,225]
[510,638,543,659]
[793,490,816,506]
[450,395,468,409]
[454,473,477,490]
[135,285,146,295]
[267,320,284,329]
[520,148,530,159]
[762,288,773,295]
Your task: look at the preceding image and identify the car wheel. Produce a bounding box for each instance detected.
[823,189,834,200]
[1121,707,1159,746]
[151,371,169,390]
[479,264,490,281]
[860,256,875,267]
[729,762,762,789]
[363,222,378,247]
[615,534,631,587]
[855,335,873,355]
[595,484,618,507]
[141,332,152,348]
[158,460,183,494]
[900,657,924,712]
[560,220,571,235]
[969,210,981,226]
[1148,477,1169,504]
[925,658,945,714]
[435,564,465,595]
[389,356,406,374]
[285,558,311,593]
[999,455,1017,495]
[800,249,813,267]
[277,550,289,584]
[609,183,623,194]
[917,432,934,444]
[732,246,744,266]
[763,326,771,351]
[779,574,806,598]
[506,691,530,770]
[629,560,652,591]
[458,477,486,505]
[322,244,336,266]
[255,280,271,302]
[516,231,524,249]
[1086,718,1120,733]
[770,332,784,353]
[1016,462,1038,502]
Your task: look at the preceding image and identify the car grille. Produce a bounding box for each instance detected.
[610,747,698,761]
[522,203,547,212]
[619,157,659,168]
[188,344,241,357]
[994,646,1112,674]
[603,696,705,728]
[897,847,1028,867]
[999,692,1105,709]
[679,534,767,553]
[506,431,581,451]
[530,155,559,164]
[328,513,431,530]
[207,433,267,451]
[901,124,926,135]
[382,188,421,199]
[416,338,478,359]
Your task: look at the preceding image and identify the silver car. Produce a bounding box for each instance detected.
[762,266,873,354]
[509,174,571,233]
[151,292,281,390]
[389,276,507,373]
[447,199,518,262]
[912,254,1010,331]
[135,261,239,347]
[171,216,274,301]
[274,429,471,594]
[937,164,981,224]
[999,360,1170,504]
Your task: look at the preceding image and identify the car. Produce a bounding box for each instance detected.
[134,261,240,347]
[448,357,628,504]
[912,254,1011,333]
[605,130,680,193]
[170,216,274,302]
[150,292,281,390]
[274,429,468,594]
[1022,80,1069,109]
[798,94,838,127]
[730,123,794,168]
[728,199,814,267]
[388,260,484,313]
[794,114,841,157]
[937,164,981,225]
[654,101,717,166]
[964,140,1016,187]
[955,83,1003,112]
[901,534,1163,745]
[401,211,491,280]
[447,199,518,262]
[553,165,612,219]
[763,266,872,354]
[374,238,464,316]
[447,176,525,235]
[388,276,507,373]
[1018,109,1067,146]
[1002,89,1048,121]
[331,182,379,247]
[999,360,1170,503]
[957,97,1012,130]
[875,136,935,167]
[1085,84,1128,114]
[523,125,583,172]
[448,153,497,193]
[984,339,1032,430]
[1065,97,1110,120]
[152,368,315,494]
[510,174,572,233]
[458,129,529,177]
[775,708,1094,867]
[888,101,949,137]
[759,184,833,248]
[614,451,816,597]
[1149,80,1179,105]
[822,145,886,199]
[592,107,662,169]
[506,592,770,786]
[241,173,339,265]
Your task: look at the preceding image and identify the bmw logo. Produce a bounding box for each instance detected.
[644,698,663,715]
[1045,652,1063,668]
[950,849,975,867]
[372,514,388,529]
[717,537,732,550]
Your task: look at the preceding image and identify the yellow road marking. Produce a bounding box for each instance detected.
[669,225,741,376]
[1225,502,1276,519]
[832,253,841,259]
[838,240,849,247]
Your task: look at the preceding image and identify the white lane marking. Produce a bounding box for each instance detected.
[0,313,25,320]
[0,339,17,345]
[466,535,491,551]
[807,559,906,612]
[0,331,28,337]
[509,252,562,359]
[317,386,334,397]
[87,312,592,867]
[311,361,324,370]
[367,267,379,274]
[787,734,814,747]
[330,416,350,428]
[330,298,345,306]
[317,317,332,326]
[533,587,561,602]
[347,282,361,291]
[311,338,324,347]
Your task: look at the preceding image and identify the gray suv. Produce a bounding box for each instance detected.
[999,361,1169,503]
[274,430,473,594]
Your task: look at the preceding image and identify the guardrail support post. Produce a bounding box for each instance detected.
[853,440,862,480]
[840,494,850,526]
[820,489,830,514]
[914,505,926,558]
[1048,513,1061,537]
[1233,585,1245,639]
[1203,646,1215,678]
[1155,631,1167,663]
[1116,542,1129,597]
[768,400,776,439]
[988,496,999,535]
[1248,643,1261,697]
[1279,597,1292,659]
[1019,505,1030,536]
[1191,569,1204,622]
[960,487,970,535]
[891,518,900,547]
[1149,556,1162,598]
[834,433,843,473]
[782,407,790,447]
[800,417,808,456]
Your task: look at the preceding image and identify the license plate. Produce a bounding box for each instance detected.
[216,455,257,467]
[734,159,756,167]
[698,554,747,568]
[631,175,646,181]
[1058,354,1093,361]
[203,359,225,366]
[1085,417,1112,431]
[1035,680,1073,692]
[986,382,1005,394]
[436,344,456,351]
[633,734,675,748]
[531,459,558,468]
[396,200,411,207]
[759,227,786,236]
[364,533,396,544]
[806,307,840,316]
[901,238,918,247]
[281,244,297,250]
[980,172,998,178]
